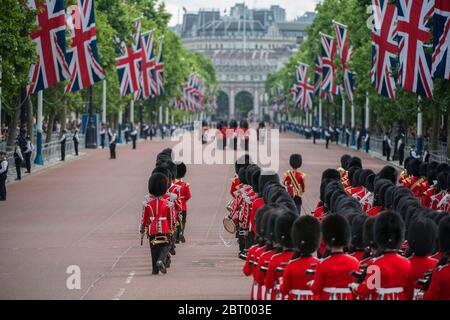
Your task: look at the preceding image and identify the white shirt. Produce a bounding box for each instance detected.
[73,132,80,142]
[25,141,34,154]
[15,146,24,161]
[110,134,117,144]
[365,134,370,143]
[131,129,138,136]
[59,134,66,143]
[0,160,8,174]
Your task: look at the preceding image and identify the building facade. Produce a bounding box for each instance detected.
[176,3,315,120]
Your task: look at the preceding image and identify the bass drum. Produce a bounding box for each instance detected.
[223,217,237,234]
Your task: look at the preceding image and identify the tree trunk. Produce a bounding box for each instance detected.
[60,96,67,133]
[27,94,33,140]
[46,112,55,143]
[7,93,22,147]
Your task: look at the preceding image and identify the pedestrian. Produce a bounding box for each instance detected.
[109,130,117,159]
[356,128,361,150]
[364,131,370,153]
[13,141,24,181]
[325,128,331,149]
[0,152,8,201]
[140,173,172,275]
[23,136,34,173]
[130,126,138,150]
[345,126,351,147]
[174,162,191,243]
[312,126,317,144]
[397,133,405,166]
[283,154,305,214]
[386,133,393,161]
[100,125,106,149]
[59,129,67,161]
[335,126,340,145]
[410,145,420,159]
[73,128,80,156]
[149,124,154,141]
[382,132,388,156]
[143,124,149,140]
[124,125,130,144]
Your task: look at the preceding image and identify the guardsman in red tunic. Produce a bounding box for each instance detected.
[247,169,264,247]
[421,165,437,207]
[280,215,320,300]
[255,210,280,300]
[403,159,421,189]
[368,179,392,216]
[242,207,271,300]
[352,211,415,300]
[174,162,191,244]
[311,214,359,300]
[398,158,411,185]
[430,172,449,211]
[264,211,295,300]
[338,154,352,188]
[283,154,305,214]
[423,216,450,300]
[407,216,438,299]
[140,173,173,275]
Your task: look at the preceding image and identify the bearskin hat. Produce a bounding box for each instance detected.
[436,162,450,174]
[320,178,334,203]
[427,166,438,185]
[335,197,362,214]
[175,162,187,179]
[365,173,376,192]
[359,169,375,188]
[330,189,347,213]
[240,120,249,129]
[251,169,262,194]
[383,185,397,209]
[321,214,351,247]
[266,209,281,243]
[351,214,369,249]
[340,154,352,170]
[377,165,398,185]
[160,148,173,157]
[403,157,411,170]
[373,179,392,206]
[407,216,437,256]
[245,164,259,187]
[255,206,271,238]
[347,157,362,169]
[436,172,448,192]
[238,167,248,185]
[439,216,450,254]
[398,198,420,221]
[148,173,168,197]
[325,181,344,209]
[289,154,303,169]
[392,188,413,210]
[235,154,252,175]
[292,215,321,255]
[229,120,238,129]
[363,216,378,249]
[419,163,428,178]
[259,171,280,192]
[263,182,282,203]
[407,159,421,178]
[374,210,405,250]
[321,169,341,181]
[276,195,298,214]
[275,211,295,248]
[379,182,394,208]
[351,169,362,187]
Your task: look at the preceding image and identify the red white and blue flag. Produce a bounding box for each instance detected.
[397,0,434,98]
[27,0,70,94]
[292,63,314,110]
[334,21,355,102]
[314,56,323,97]
[155,39,165,97]
[432,0,450,80]
[116,20,142,97]
[320,33,338,94]
[65,0,104,93]
[371,0,398,100]
[139,31,157,99]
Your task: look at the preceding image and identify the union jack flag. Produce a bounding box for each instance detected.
[432,0,450,80]
[27,0,70,94]
[334,21,355,102]
[116,20,142,97]
[65,0,104,93]
[139,31,157,99]
[154,39,165,97]
[371,0,398,100]
[320,33,338,94]
[397,0,434,98]
[292,63,314,110]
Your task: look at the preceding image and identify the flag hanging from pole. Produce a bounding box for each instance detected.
[333,20,355,102]
[432,0,450,80]
[320,33,338,94]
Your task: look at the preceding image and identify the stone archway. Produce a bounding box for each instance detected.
[216,91,229,120]
[235,91,254,121]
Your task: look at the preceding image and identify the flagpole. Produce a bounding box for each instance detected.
[365,91,370,130]
[417,96,423,154]
[341,92,346,144]
[319,98,323,128]
[102,80,107,125]
[118,107,123,144]
[34,90,44,165]
[351,101,355,146]
[130,99,134,124]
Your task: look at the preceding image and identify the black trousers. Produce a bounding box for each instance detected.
[74,141,79,156]
[325,137,330,149]
[15,159,21,179]
[176,211,187,240]
[149,239,169,274]
[61,142,66,161]
[0,175,6,200]
[346,134,350,147]
[313,133,316,144]
[293,196,302,214]
[386,147,391,161]
[109,143,116,159]
[398,150,405,166]
[100,135,105,149]
[238,228,247,252]
[132,137,137,149]
[24,153,31,173]
[246,232,256,249]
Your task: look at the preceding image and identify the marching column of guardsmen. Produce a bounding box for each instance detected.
[228,152,450,300]
[139,148,191,275]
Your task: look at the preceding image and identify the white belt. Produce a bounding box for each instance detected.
[266,288,272,300]
[275,284,281,290]
[376,287,403,295]
[252,282,258,300]
[291,289,314,296]
[323,287,351,294]
[261,285,266,301]
[150,217,167,221]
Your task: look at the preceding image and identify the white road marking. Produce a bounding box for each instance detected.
[113,288,126,300]
[125,271,135,284]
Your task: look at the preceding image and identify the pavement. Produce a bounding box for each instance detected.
[0,132,389,300]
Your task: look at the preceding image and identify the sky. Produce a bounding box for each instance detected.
[160,0,320,26]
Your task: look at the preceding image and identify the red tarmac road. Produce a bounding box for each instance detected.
[0,133,387,300]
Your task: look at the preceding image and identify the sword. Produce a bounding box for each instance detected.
[140,233,145,246]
